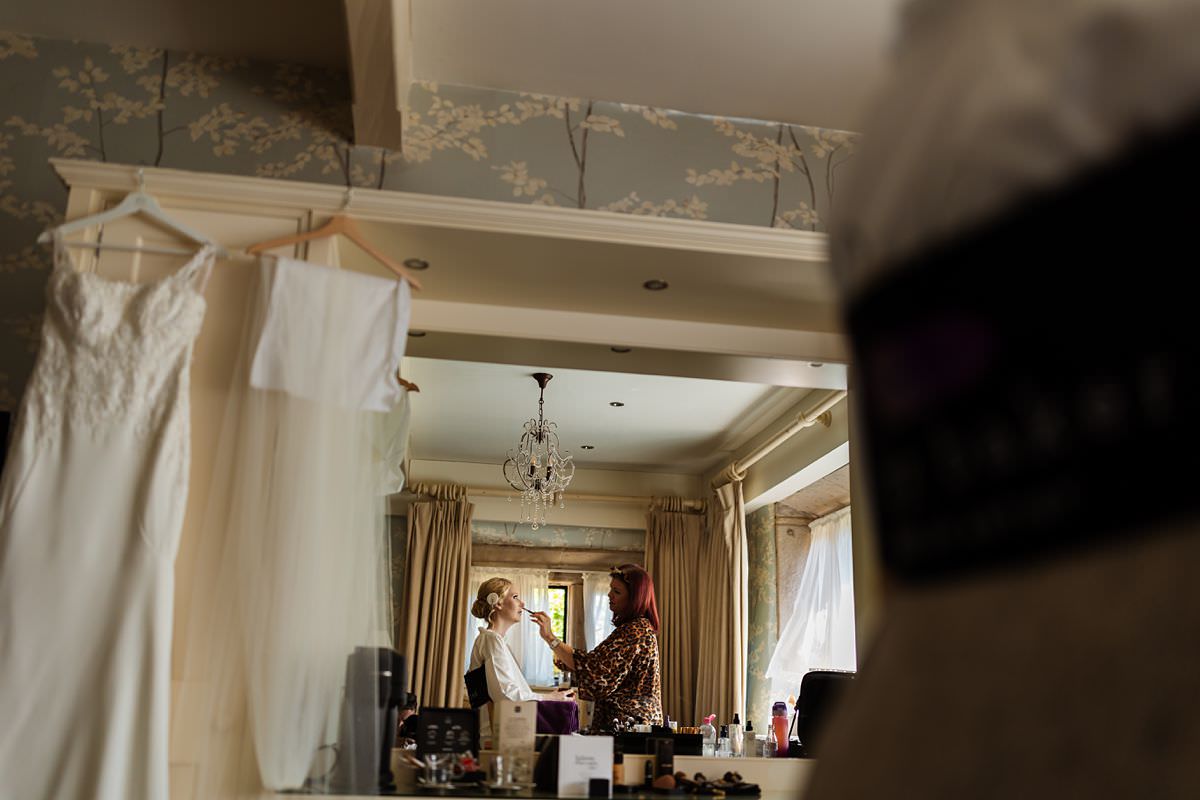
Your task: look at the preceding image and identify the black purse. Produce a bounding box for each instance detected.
[464,664,491,709]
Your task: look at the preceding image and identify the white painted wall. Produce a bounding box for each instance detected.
[401,458,701,529]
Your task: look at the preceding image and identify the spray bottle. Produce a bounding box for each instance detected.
[771,702,789,757]
[700,714,717,757]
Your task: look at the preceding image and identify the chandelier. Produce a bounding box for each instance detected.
[503,372,575,529]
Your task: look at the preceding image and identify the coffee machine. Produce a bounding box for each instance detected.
[328,646,407,794]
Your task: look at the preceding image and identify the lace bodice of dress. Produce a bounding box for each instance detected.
[21,241,216,441]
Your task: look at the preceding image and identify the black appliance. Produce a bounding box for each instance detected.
[329,646,407,794]
[795,669,855,757]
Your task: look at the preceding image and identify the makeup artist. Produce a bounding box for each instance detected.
[530,564,663,734]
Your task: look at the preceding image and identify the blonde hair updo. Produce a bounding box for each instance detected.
[470,577,512,621]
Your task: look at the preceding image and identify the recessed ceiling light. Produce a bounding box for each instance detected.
[408,330,427,337]
[403,258,430,270]
[609,401,625,407]
[580,445,595,450]
[610,346,632,353]
[642,279,669,291]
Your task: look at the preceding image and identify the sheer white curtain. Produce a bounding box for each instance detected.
[175,257,403,796]
[582,571,616,650]
[765,505,856,698]
[464,566,553,687]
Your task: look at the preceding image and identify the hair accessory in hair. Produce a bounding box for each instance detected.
[487,592,501,607]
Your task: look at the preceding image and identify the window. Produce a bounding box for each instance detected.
[764,505,856,719]
[548,584,568,682]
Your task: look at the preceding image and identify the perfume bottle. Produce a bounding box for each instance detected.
[716,724,731,758]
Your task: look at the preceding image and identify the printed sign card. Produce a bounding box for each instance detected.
[558,734,613,798]
[496,699,537,751]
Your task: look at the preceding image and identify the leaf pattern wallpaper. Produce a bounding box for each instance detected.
[0,31,856,406]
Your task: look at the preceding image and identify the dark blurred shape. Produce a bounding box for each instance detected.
[851,111,1200,578]
[464,664,490,708]
[398,692,419,739]
[329,646,406,794]
[809,1,1200,797]
[795,670,855,757]
[533,735,560,791]
[0,411,10,479]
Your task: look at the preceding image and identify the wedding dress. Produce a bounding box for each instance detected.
[0,237,217,799]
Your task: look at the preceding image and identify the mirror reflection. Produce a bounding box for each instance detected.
[388,350,852,756]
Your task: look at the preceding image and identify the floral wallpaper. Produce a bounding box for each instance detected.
[0,30,856,409]
[745,504,778,730]
[397,82,855,226]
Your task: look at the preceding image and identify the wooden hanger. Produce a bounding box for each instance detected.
[244,189,422,290]
[40,168,228,258]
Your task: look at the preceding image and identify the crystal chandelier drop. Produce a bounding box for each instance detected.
[502,372,575,530]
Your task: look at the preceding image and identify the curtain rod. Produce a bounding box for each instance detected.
[464,487,704,508]
[725,389,848,478]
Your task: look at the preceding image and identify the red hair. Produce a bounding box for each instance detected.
[611,563,660,632]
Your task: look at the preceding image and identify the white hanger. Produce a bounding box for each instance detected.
[39,168,228,258]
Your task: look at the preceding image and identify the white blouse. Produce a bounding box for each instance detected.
[469,627,539,736]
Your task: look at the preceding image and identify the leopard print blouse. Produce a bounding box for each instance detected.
[568,616,663,734]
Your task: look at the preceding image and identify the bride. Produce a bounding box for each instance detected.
[468,577,573,740]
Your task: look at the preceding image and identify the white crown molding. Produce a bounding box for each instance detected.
[410,298,849,364]
[50,159,830,262]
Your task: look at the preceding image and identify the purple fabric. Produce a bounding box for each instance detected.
[536,700,580,734]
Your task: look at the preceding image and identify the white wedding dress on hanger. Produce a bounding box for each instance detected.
[0,235,217,799]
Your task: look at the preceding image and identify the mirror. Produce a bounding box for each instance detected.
[388,339,851,730]
[335,202,854,735]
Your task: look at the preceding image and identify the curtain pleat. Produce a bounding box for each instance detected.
[645,498,703,725]
[398,493,474,707]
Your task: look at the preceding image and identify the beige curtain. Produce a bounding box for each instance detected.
[696,467,749,722]
[644,496,704,725]
[397,482,473,708]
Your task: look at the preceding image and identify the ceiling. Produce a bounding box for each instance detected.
[369,213,843,476]
[1,0,902,131]
[404,331,844,390]
[405,356,811,474]
[409,0,900,131]
[0,0,349,71]
[344,208,846,479]
[353,219,841,333]
[778,464,851,518]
